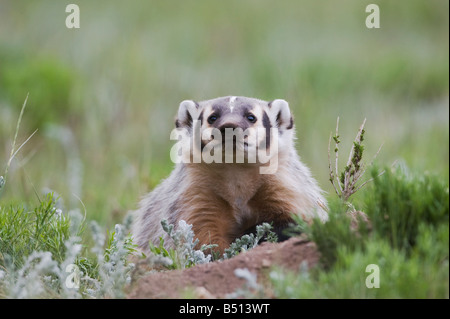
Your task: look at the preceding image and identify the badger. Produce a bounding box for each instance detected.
[132,96,328,254]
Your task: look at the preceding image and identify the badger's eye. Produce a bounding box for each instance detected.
[246,114,257,123]
[207,114,218,124]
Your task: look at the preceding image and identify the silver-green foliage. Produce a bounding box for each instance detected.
[223,223,277,259]
[148,220,216,269]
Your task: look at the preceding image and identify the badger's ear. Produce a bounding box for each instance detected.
[175,100,200,128]
[268,99,293,130]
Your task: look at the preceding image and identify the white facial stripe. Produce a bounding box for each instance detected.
[229,96,236,113]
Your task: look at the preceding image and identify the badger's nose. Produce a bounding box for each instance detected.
[218,123,238,145]
[218,123,238,136]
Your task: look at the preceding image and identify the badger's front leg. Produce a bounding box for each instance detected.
[178,193,236,253]
[192,218,234,253]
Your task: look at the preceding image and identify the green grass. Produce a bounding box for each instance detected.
[365,167,449,252]
[0,194,71,270]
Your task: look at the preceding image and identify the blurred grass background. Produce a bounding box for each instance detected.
[0,0,448,227]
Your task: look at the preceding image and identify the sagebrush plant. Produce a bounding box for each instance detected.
[142,220,278,270]
[147,219,217,269]
[223,223,278,259]
[84,216,136,298]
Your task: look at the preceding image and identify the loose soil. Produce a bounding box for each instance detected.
[127,237,320,299]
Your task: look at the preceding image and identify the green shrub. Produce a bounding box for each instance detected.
[270,235,448,298]
[268,165,449,298]
[224,223,278,259]
[365,166,449,253]
[309,165,449,268]
[306,201,368,268]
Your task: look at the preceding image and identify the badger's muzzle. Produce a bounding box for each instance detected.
[218,123,239,145]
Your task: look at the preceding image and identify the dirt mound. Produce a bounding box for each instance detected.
[127,237,320,299]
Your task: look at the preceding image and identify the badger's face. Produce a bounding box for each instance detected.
[173,96,294,172]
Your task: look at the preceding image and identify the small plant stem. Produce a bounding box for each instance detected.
[3,94,32,182]
[328,134,340,196]
[334,117,343,195]
[328,117,383,204]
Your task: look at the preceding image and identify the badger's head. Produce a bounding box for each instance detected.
[172,96,294,173]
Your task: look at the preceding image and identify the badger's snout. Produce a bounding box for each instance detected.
[214,114,246,145]
[218,122,239,136]
[217,123,236,145]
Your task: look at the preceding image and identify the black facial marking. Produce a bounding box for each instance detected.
[286,116,294,130]
[262,111,271,129]
[180,100,200,128]
[186,112,193,128]
[276,111,282,128]
[262,111,271,149]
[198,110,204,125]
